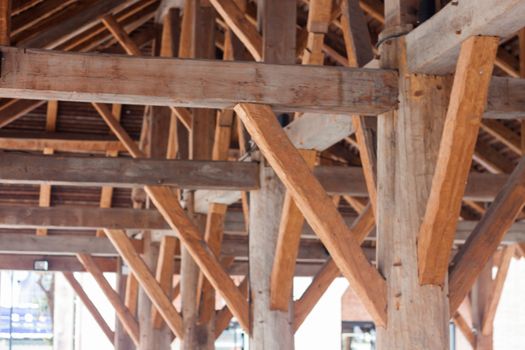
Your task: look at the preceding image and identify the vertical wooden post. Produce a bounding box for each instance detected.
[114,262,135,350]
[473,260,494,350]
[180,2,217,348]
[376,2,449,347]
[249,1,296,349]
[250,166,294,349]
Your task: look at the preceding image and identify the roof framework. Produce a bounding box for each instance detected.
[0,0,523,348]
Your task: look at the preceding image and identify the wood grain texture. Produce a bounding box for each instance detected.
[209,0,262,61]
[270,150,316,311]
[406,0,525,74]
[0,152,259,190]
[0,47,398,115]
[151,236,177,328]
[417,36,499,285]
[449,156,525,313]
[235,103,387,326]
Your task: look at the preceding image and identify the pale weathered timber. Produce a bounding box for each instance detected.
[417,36,499,285]
[76,253,140,346]
[405,0,525,74]
[250,166,294,349]
[2,206,525,244]
[62,272,115,344]
[0,47,398,115]
[449,156,525,313]
[235,103,387,326]
[0,152,258,190]
[376,38,451,348]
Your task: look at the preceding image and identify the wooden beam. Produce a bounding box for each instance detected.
[293,203,374,331]
[209,0,262,61]
[0,47,398,115]
[0,254,117,272]
[103,229,184,339]
[0,132,126,153]
[76,253,140,346]
[15,0,128,49]
[151,236,177,328]
[0,0,10,45]
[0,152,259,190]
[270,150,317,311]
[214,276,248,339]
[481,246,515,335]
[0,100,46,128]
[417,36,499,285]
[101,14,142,56]
[125,273,139,317]
[234,103,387,326]
[481,120,522,155]
[449,156,525,313]
[405,0,525,74]
[62,272,115,344]
[452,312,476,349]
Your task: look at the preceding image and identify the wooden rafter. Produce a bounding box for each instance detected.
[234,103,387,326]
[449,156,525,313]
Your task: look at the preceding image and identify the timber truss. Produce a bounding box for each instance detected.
[0,0,524,348]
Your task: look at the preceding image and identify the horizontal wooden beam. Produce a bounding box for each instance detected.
[0,153,258,190]
[405,0,525,74]
[2,207,525,245]
[0,254,118,271]
[0,47,398,115]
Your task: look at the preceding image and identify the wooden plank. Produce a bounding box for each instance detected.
[151,236,177,328]
[101,14,142,56]
[0,133,126,153]
[0,254,117,271]
[234,103,387,326]
[452,312,476,349]
[209,0,262,61]
[417,36,499,285]
[481,246,515,335]
[0,233,143,256]
[449,156,525,313]
[103,229,184,339]
[306,0,332,33]
[270,150,316,311]
[0,0,10,45]
[0,152,259,190]
[405,0,525,74]
[0,47,398,115]
[76,253,140,346]
[293,203,374,331]
[15,0,128,49]
[62,272,115,344]
[261,0,296,65]
[481,120,522,155]
[0,100,46,128]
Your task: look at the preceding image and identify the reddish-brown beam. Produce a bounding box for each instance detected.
[0,0,11,45]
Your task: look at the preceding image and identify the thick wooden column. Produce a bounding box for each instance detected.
[376,38,451,347]
[180,2,217,348]
[250,166,294,349]
[249,1,296,349]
